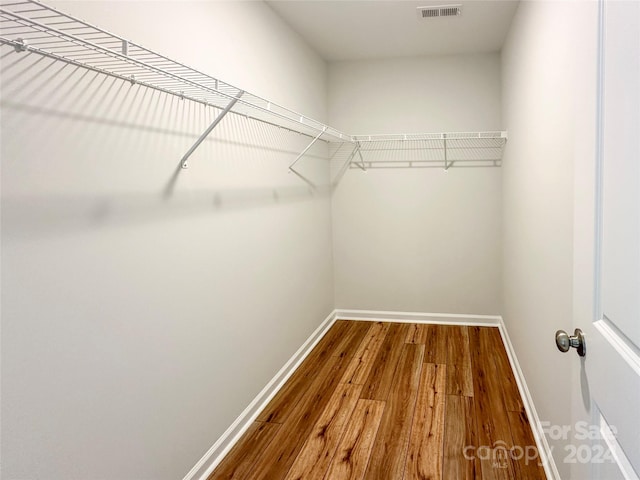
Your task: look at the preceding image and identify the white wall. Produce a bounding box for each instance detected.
[329,54,502,315]
[0,2,333,479]
[501,2,598,478]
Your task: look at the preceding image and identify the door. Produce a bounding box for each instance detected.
[572,1,640,478]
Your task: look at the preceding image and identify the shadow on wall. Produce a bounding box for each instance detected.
[1,187,332,239]
[1,46,338,238]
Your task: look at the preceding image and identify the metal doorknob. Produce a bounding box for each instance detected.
[555,328,586,357]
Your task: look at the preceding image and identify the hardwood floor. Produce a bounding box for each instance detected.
[209,321,547,480]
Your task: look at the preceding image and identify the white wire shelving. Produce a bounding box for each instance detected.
[348,132,508,170]
[0,0,353,169]
[0,0,508,174]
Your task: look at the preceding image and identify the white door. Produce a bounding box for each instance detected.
[572,1,640,478]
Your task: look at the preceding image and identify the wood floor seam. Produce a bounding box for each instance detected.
[208,321,547,480]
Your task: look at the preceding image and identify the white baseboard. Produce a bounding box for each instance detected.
[334,308,501,326]
[183,309,557,480]
[497,317,560,480]
[182,309,338,480]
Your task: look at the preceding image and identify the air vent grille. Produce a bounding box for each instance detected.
[417,5,462,19]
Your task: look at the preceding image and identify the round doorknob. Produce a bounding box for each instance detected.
[555,329,586,357]
[555,330,571,352]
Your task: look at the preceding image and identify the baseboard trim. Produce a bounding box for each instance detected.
[182,309,338,480]
[497,317,561,480]
[334,308,501,326]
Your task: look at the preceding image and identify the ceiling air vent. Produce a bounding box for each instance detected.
[417,5,462,19]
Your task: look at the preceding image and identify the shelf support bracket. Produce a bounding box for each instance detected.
[289,126,327,171]
[332,143,361,186]
[14,38,28,52]
[180,90,244,169]
[443,134,451,171]
[354,141,366,171]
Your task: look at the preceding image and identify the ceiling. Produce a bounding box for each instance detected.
[266,0,520,62]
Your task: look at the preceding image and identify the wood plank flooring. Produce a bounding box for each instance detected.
[209,321,547,480]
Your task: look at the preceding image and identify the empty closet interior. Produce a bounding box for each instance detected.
[1,0,596,479]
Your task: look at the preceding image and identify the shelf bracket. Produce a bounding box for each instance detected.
[180,90,244,169]
[289,126,327,171]
[14,37,28,52]
[443,134,451,171]
[333,143,361,185]
[353,141,366,171]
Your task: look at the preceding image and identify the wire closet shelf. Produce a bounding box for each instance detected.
[0,0,507,171]
[0,0,353,167]
[349,132,508,170]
